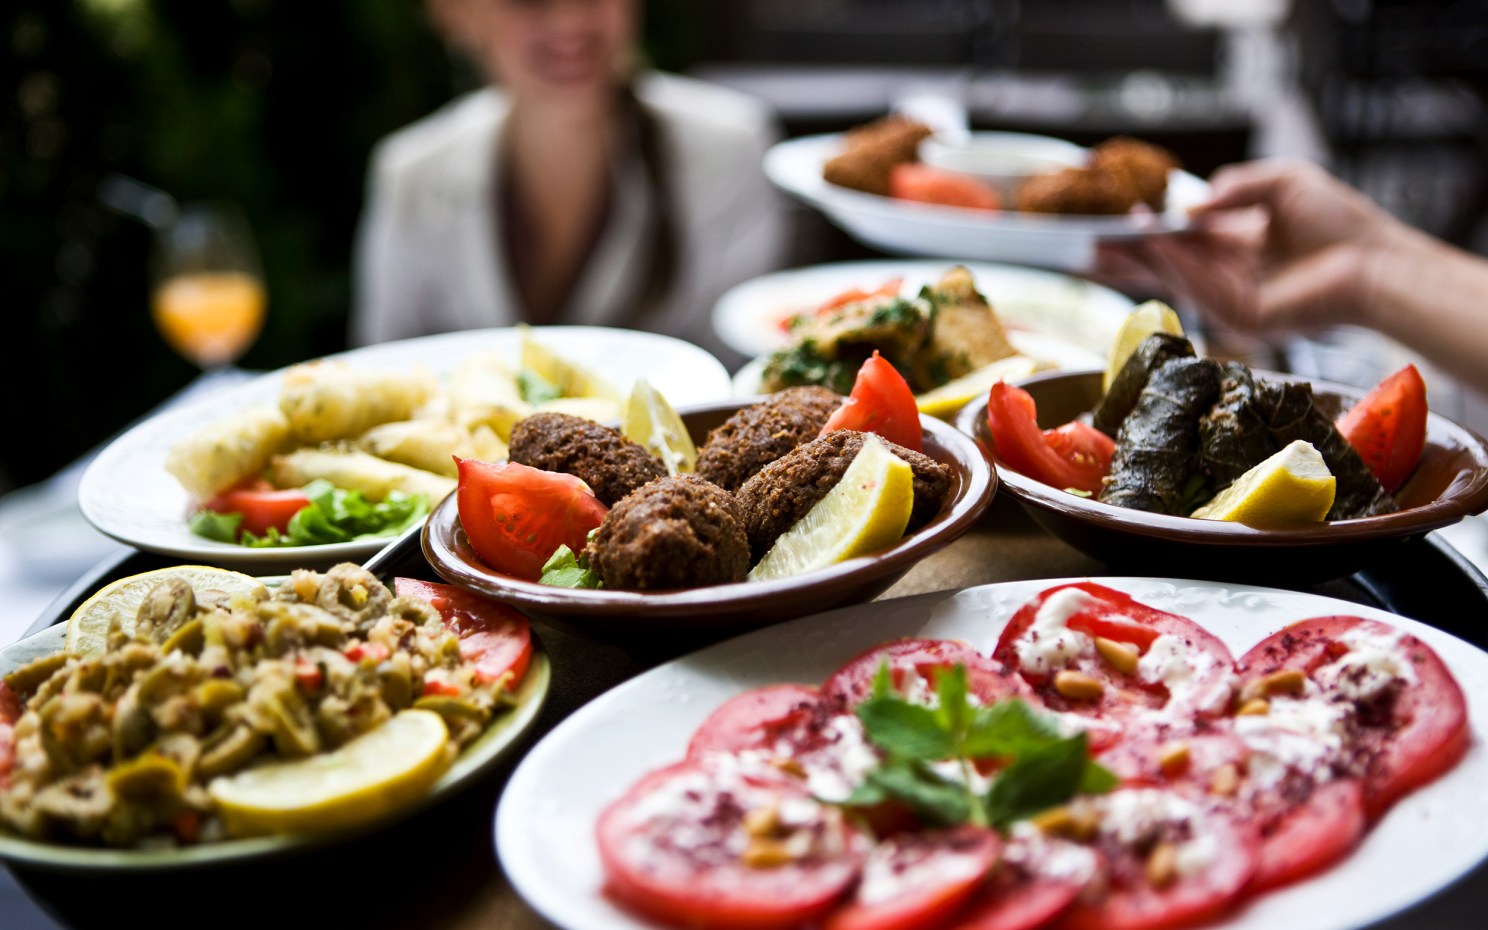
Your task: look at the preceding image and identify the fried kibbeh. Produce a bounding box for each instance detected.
[1090,136,1180,210]
[822,114,934,196]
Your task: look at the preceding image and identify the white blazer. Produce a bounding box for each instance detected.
[349,71,789,369]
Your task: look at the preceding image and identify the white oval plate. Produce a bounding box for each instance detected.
[78,326,733,569]
[496,576,1488,930]
[765,132,1211,270]
[713,258,1135,361]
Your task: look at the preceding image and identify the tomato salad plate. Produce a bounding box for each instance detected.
[77,326,733,570]
[496,576,1488,930]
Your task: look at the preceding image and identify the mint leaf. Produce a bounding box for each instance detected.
[539,545,604,589]
[863,759,971,827]
[855,694,954,760]
[984,733,1115,829]
[1080,760,1120,794]
[934,664,970,736]
[962,698,1063,759]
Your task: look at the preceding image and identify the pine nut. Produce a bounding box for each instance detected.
[1241,668,1307,703]
[1146,842,1179,888]
[741,837,793,868]
[1210,764,1241,796]
[1095,637,1140,676]
[742,806,780,838]
[1158,742,1191,777]
[1237,698,1270,716]
[1054,670,1104,700]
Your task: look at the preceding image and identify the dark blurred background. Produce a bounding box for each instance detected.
[4,0,1486,494]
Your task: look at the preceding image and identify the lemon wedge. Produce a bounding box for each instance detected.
[749,434,914,580]
[65,565,265,658]
[208,709,454,837]
[623,378,697,475]
[916,355,1042,420]
[518,324,621,401]
[1104,300,1184,392]
[1190,440,1336,526]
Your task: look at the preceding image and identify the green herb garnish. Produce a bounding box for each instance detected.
[192,479,429,548]
[538,544,604,589]
[517,368,564,405]
[843,663,1116,830]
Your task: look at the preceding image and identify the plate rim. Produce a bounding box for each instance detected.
[75,325,734,568]
[494,575,1488,930]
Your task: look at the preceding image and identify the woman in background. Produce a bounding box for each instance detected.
[350,0,787,366]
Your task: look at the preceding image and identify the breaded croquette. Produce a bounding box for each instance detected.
[822,114,934,196]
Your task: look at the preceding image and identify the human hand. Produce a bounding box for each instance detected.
[1094,158,1408,336]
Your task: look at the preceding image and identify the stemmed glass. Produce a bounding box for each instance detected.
[149,202,267,372]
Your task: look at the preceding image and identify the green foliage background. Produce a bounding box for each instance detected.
[0,0,704,492]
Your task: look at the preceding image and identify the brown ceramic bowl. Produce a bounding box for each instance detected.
[423,398,996,639]
[956,368,1488,584]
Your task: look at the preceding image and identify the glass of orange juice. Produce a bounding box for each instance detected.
[150,202,267,370]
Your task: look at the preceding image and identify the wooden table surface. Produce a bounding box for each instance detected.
[11,494,1484,930]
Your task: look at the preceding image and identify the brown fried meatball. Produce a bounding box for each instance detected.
[822,114,934,196]
[1089,136,1179,210]
[1015,166,1137,215]
[694,386,845,492]
[508,412,665,507]
[735,430,953,561]
[587,475,750,590]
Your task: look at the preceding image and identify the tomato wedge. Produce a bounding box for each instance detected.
[985,382,1113,494]
[596,757,869,930]
[992,582,1237,724]
[454,457,609,580]
[394,577,532,687]
[202,480,311,538]
[889,164,1001,212]
[1235,614,1469,821]
[820,351,924,452]
[825,826,1002,930]
[1335,363,1427,493]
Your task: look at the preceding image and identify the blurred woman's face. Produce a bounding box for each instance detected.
[442,0,638,107]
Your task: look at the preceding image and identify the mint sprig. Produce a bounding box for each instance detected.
[845,662,1116,830]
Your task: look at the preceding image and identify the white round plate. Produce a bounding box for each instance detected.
[77,326,733,569]
[764,132,1211,270]
[712,258,1135,360]
[496,576,1488,930]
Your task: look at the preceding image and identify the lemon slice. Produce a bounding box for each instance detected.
[208,709,453,837]
[623,378,697,475]
[1104,300,1184,392]
[518,324,621,401]
[749,435,914,581]
[1190,440,1336,526]
[916,355,1042,420]
[65,565,265,658]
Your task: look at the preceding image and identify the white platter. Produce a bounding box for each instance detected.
[77,326,733,569]
[764,132,1212,270]
[712,258,1135,361]
[496,576,1488,930]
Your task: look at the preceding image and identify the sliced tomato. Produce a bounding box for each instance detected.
[991,582,1238,725]
[1094,724,1248,791]
[951,832,1099,930]
[824,825,1002,930]
[687,685,834,758]
[596,757,869,930]
[1061,788,1259,930]
[202,479,312,538]
[1335,363,1427,493]
[454,457,608,581]
[1235,614,1469,821]
[820,350,924,452]
[889,163,1001,211]
[985,382,1113,494]
[822,638,1034,711]
[394,577,533,687]
[1249,778,1366,892]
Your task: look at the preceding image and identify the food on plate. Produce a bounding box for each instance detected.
[987,321,1412,522]
[623,377,699,477]
[508,412,666,507]
[587,475,751,590]
[1016,137,1181,216]
[821,113,935,197]
[456,356,953,590]
[1189,440,1336,525]
[0,565,531,847]
[695,386,845,492]
[278,360,439,445]
[736,429,951,562]
[760,265,1022,398]
[1332,362,1427,494]
[594,581,1471,930]
[819,350,924,452]
[748,433,914,581]
[63,565,266,659]
[1099,299,1187,396]
[889,162,1001,211]
[164,330,621,548]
